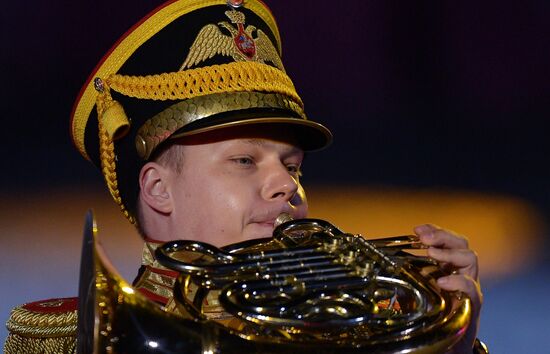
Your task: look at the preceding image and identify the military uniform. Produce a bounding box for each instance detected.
[4,0,330,352]
[4,0,488,352]
[5,298,77,353]
[4,239,240,353]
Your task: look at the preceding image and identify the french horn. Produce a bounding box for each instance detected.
[77,211,471,353]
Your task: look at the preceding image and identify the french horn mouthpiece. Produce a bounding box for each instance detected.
[274,212,293,227]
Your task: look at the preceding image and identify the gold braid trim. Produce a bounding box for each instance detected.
[135,241,177,301]
[5,323,77,338]
[94,84,136,223]
[3,334,76,354]
[4,304,77,354]
[135,268,176,299]
[106,61,302,107]
[72,0,281,161]
[6,307,77,336]
[136,91,305,159]
[97,118,136,224]
[93,61,300,222]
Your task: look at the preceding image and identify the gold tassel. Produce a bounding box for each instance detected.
[102,99,130,141]
[94,77,136,224]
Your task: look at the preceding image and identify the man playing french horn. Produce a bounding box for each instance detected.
[4,0,487,353]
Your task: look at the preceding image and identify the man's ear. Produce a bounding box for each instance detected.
[139,162,173,214]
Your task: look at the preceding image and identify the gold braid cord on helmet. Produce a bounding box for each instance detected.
[70,0,332,225]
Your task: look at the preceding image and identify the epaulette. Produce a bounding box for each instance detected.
[4,297,77,354]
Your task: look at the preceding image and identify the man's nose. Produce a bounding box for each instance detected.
[261,163,299,202]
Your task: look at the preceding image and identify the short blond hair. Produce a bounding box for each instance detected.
[151,142,185,174]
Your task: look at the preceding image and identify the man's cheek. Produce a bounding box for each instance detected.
[214,190,246,218]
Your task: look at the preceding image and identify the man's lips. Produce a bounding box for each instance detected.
[249,217,276,227]
[249,207,292,227]
[254,220,275,227]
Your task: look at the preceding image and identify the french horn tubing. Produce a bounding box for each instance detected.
[77,211,471,353]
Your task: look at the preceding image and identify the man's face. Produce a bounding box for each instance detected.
[165,136,307,247]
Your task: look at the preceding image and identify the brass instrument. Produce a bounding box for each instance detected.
[77,211,471,353]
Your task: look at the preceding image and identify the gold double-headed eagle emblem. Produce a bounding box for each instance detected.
[179,9,285,72]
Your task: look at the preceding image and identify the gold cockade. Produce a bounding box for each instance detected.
[180,9,285,72]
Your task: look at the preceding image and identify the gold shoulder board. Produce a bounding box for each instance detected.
[4,297,77,354]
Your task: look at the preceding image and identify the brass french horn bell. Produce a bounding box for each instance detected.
[77,211,471,353]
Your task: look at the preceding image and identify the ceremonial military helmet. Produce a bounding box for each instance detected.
[70,0,332,224]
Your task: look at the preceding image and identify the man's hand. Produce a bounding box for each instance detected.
[414,224,483,354]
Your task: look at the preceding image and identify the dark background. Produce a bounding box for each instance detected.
[1,1,549,352]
